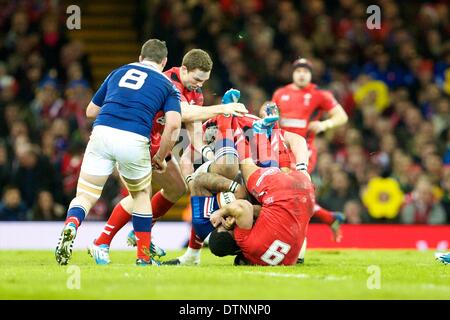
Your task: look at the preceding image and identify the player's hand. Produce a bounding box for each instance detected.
[308,121,326,134]
[210,212,225,228]
[152,153,167,173]
[222,88,241,104]
[222,103,248,117]
[223,216,236,230]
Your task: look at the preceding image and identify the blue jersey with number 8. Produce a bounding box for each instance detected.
[92,62,181,138]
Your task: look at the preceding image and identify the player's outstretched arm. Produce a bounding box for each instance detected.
[309,104,348,133]
[180,101,248,123]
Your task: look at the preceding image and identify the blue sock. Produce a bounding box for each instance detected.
[65,206,87,228]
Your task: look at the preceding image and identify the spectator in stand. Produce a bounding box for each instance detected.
[30,189,65,221]
[0,185,28,221]
[401,176,446,224]
[10,143,62,208]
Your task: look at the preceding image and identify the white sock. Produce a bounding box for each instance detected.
[179,247,201,263]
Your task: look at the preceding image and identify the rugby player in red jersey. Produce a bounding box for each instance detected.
[208,126,315,266]
[267,58,348,241]
[163,109,309,265]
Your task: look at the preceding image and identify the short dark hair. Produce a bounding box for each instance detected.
[208,229,240,257]
[140,39,168,64]
[182,49,213,72]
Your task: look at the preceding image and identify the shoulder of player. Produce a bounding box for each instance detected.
[125,63,173,83]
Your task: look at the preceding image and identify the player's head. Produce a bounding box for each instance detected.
[209,227,241,257]
[259,101,280,119]
[181,49,213,91]
[139,39,168,69]
[292,58,312,88]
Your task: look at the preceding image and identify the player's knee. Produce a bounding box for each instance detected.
[120,195,133,212]
[129,187,151,200]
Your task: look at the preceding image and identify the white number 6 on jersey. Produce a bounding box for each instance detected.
[261,240,291,265]
[118,69,148,90]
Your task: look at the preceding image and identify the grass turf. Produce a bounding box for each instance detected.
[0,249,449,299]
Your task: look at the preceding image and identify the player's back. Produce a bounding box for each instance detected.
[94,62,180,138]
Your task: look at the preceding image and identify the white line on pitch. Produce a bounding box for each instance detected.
[243,271,349,281]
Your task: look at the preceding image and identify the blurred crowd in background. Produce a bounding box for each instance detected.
[0,0,449,224]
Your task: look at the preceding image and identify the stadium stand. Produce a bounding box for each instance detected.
[0,0,448,224]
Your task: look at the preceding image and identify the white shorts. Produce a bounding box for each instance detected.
[81,125,151,180]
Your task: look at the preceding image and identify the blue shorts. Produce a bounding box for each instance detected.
[191,195,219,241]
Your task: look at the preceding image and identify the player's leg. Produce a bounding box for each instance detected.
[92,157,185,263]
[179,115,241,265]
[151,156,187,224]
[162,170,215,266]
[55,128,114,265]
[121,173,156,265]
[56,172,110,265]
[115,131,157,265]
[308,144,345,241]
[125,157,186,257]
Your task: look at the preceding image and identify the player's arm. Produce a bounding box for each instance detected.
[322,104,348,130]
[282,131,311,179]
[86,71,113,119]
[86,101,100,119]
[154,87,183,169]
[210,199,254,229]
[155,111,181,163]
[309,104,348,134]
[180,101,248,123]
[194,172,245,197]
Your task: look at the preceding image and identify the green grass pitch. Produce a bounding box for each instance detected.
[1,249,449,299]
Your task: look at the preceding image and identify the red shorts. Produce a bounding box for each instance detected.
[235,168,314,266]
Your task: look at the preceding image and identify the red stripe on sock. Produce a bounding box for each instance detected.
[65,217,80,229]
[95,203,131,246]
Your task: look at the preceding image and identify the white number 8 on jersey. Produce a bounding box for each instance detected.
[260,240,291,265]
[118,69,148,90]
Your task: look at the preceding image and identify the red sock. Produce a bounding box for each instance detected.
[65,217,81,228]
[151,191,175,227]
[135,231,151,260]
[95,203,131,246]
[313,204,335,225]
[188,227,203,250]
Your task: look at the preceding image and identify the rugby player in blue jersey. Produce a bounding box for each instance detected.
[55,39,182,266]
